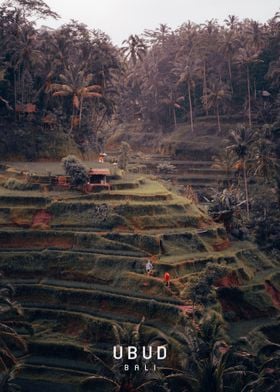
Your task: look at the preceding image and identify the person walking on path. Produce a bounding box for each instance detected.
[164,272,170,288]
[145,260,153,275]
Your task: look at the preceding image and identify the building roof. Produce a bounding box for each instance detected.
[88,169,110,176]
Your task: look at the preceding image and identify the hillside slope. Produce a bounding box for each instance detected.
[0,165,279,392]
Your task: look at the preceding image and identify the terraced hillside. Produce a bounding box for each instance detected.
[108,119,233,193]
[130,154,229,193]
[108,150,228,197]
[0,166,279,392]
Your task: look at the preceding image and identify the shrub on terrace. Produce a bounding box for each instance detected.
[62,155,89,187]
[156,162,176,174]
[4,177,36,191]
[186,264,230,307]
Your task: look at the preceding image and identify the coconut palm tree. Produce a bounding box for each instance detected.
[160,93,184,128]
[224,15,239,31]
[80,318,169,392]
[212,149,237,185]
[219,30,240,90]
[246,20,266,51]
[121,35,147,66]
[0,365,22,392]
[9,26,44,115]
[265,57,280,87]
[234,45,262,127]
[166,314,255,392]
[253,134,279,183]
[5,0,59,20]
[144,24,171,47]
[201,81,232,133]
[241,352,280,392]
[0,275,32,392]
[47,66,102,131]
[0,277,28,372]
[227,125,255,218]
[173,55,201,133]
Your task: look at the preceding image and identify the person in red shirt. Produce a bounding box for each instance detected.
[164,272,170,288]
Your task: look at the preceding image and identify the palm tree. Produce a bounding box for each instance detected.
[121,35,147,66]
[7,0,59,20]
[241,351,280,392]
[9,26,43,115]
[138,56,160,112]
[160,93,184,128]
[195,33,210,116]
[47,66,102,131]
[253,133,279,183]
[201,81,232,133]
[0,365,22,392]
[0,278,28,372]
[212,149,237,185]
[265,57,280,87]
[266,11,280,35]
[227,125,255,218]
[246,20,266,51]
[166,314,254,392]
[80,318,169,392]
[234,45,262,127]
[144,24,171,47]
[202,19,219,36]
[220,30,240,90]
[0,275,32,392]
[173,55,201,133]
[197,311,228,349]
[224,15,239,31]
[198,19,221,113]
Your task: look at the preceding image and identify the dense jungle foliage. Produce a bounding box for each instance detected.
[0,0,279,156]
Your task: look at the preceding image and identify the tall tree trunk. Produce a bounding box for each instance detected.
[95,109,107,134]
[216,102,221,134]
[70,103,75,134]
[228,57,233,93]
[21,72,24,106]
[246,65,252,128]
[79,95,84,129]
[203,61,208,115]
[131,47,136,66]
[154,88,159,127]
[18,67,22,121]
[14,69,17,120]
[188,81,194,133]
[228,57,232,82]
[243,159,250,218]
[173,106,177,129]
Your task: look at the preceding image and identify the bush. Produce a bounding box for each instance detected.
[208,186,245,232]
[186,263,230,306]
[250,194,280,250]
[62,155,89,187]
[3,177,36,190]
[156,162,176,174]
[118,142,130,170]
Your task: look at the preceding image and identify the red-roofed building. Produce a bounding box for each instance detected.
[84,168,111,192]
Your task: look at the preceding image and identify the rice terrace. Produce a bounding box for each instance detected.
[0,1,279,391]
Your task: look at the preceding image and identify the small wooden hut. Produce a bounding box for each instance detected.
[84,168,111,192]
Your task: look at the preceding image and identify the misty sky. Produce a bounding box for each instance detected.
[15,0,280,45]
